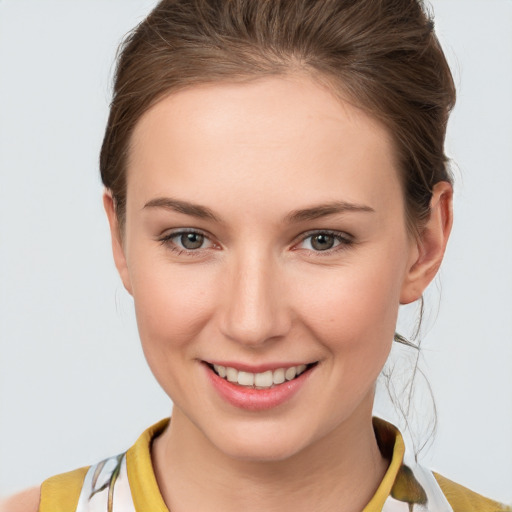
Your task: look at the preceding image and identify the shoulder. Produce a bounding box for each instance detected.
[0,466,89,512]
[434,472,511,512]
[0,487,40,512]
[37,466,89,512]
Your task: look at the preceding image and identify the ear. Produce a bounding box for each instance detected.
[400,181,453,304]
[103,191,133,295]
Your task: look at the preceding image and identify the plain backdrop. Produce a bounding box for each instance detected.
[0,0,511,503]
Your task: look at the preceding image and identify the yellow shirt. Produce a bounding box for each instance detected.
[39,418,510,512]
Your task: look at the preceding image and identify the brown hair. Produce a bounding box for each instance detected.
[100,0,456,235]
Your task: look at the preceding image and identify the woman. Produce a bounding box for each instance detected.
[3,0,510,510]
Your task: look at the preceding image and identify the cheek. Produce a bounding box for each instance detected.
[128,252,219,361]
[292,252,406,359]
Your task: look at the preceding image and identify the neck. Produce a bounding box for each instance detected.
[152,403,389,512]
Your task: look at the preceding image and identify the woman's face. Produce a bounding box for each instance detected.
[109,75,422,461]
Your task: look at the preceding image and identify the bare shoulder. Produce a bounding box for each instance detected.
[0,487,40,512]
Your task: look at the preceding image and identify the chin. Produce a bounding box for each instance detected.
[204,419,318,463]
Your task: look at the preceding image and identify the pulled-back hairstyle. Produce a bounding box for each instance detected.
[100,0,455,235]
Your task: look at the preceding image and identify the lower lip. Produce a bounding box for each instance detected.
[204,364,314,411]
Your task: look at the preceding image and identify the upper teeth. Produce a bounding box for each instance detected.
[213,364,308,389]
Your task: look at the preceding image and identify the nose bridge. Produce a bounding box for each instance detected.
[220,246,290,346]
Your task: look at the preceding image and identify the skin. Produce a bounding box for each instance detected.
[106,74,452,512]
[6,74,452,512]
[0,488,40,512]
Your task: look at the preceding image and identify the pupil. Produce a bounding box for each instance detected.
[312,234,334,251]
[181,233,204,249]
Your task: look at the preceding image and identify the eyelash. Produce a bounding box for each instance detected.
[158,229,354,256]
[158,229,215,257]
[294,230,354,255]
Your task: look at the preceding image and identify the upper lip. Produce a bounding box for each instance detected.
[203,360,317,373]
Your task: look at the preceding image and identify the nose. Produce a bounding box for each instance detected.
[218,250,291,347]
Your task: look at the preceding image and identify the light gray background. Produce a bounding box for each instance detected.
[1,0,511,503]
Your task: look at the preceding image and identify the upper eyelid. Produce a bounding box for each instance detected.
[296,229,353,243]
[159,227,212,240]
[157,228,212,250]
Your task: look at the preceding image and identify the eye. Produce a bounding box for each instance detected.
[159,229,215,253]
[297,231,353,252]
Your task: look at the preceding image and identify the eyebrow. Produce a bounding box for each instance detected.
[143,197,221,222]
[143,197,374,224]
[284,201,375,223]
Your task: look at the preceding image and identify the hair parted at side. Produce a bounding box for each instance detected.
[100,0,456,234]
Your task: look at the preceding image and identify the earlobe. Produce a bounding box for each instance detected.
[400,181,453,304]
[103,191,133,295]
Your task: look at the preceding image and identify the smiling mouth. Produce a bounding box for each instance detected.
[206,363,317,389]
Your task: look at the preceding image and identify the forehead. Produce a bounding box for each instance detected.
[126,75,402,216]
